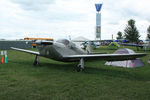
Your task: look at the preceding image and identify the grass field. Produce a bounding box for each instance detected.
[0,46,150,100]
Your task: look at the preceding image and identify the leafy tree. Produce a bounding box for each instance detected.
[147,25,150,39]
[116,31,123,40]
[124,19,140,43]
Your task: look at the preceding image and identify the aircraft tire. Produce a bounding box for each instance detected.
[77,64,82,72]
[33,61,38,66]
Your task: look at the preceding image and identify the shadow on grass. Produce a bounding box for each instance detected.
[40,62,77,71]
[9,60,150,81]
[9,60,77,71]
[85,66,150,81]
[37,62,150,81]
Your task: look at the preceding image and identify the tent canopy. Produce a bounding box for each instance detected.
[105,48,144,68]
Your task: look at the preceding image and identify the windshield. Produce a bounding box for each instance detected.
[56,39,70,45]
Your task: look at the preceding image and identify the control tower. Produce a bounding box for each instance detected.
[95,3,102,40]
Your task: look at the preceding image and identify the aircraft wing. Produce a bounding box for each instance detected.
[89,52,107,54]
[11,47,40,55]
[63,53,146,61]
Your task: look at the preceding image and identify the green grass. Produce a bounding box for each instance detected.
[0,46,150,100]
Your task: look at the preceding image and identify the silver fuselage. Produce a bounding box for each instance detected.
[37,40,86,62]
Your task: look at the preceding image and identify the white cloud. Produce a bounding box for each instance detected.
[10,0,55,11]
[0,0,150,40]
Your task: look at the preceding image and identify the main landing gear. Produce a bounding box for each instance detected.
[77,58,84,72]
[33,55,39,65]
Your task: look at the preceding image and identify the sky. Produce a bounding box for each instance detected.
[0,0,150,40]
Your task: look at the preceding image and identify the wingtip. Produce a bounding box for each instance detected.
[10,47,16,49]
[10,47,14,49]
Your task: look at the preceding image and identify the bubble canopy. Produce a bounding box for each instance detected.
[57,39,70,45]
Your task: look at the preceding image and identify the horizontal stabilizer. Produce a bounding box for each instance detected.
[35,40,53,45]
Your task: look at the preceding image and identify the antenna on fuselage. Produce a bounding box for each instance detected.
[86,42,93,53]
[69,35,71,40]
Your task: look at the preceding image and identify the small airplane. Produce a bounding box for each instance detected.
[11,39,146,72]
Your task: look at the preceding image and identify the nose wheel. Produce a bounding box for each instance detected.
[77,58,84,72]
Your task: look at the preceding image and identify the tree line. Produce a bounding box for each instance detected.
[116,19,150,43]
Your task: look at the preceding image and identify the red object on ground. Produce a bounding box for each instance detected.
[2,56,4,63]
